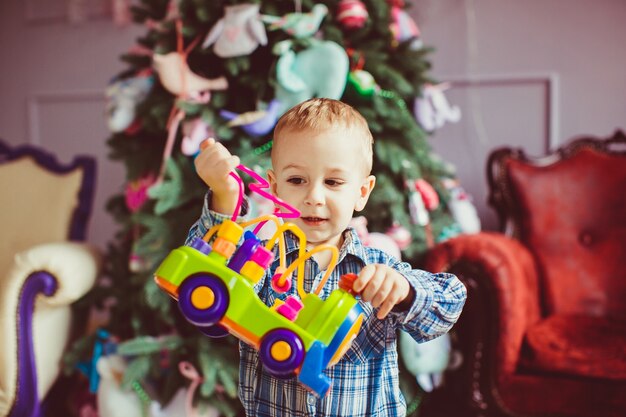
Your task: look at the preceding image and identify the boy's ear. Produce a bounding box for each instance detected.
[267,169,278,195]
[355,175,376,212]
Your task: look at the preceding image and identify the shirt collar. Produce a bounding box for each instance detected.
[281,227,369,266]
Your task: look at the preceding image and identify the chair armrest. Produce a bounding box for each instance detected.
[8,242,101,305]
[423,232,541,375]
[0,242,101,415]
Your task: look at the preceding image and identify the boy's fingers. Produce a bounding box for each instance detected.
[377,299,396,320]
[200,137,215,151]
[371,278,393,308]
[215,156,239,179]
[230,155,240,169]
[225,155,240,177]
[353,265,375,293]
[361,267,385,303]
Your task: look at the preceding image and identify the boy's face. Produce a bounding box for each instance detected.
[268,126,376,249]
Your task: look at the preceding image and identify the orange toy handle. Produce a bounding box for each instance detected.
[338,273,359,295]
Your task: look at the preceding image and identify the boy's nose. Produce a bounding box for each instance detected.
[304,184,325,206]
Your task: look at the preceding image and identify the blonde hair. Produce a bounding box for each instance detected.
[272,98,374,174]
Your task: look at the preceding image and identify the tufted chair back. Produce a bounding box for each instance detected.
[490,136,626,318]
[422,131,626,417]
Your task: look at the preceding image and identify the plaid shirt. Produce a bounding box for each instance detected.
[186,193,466,417]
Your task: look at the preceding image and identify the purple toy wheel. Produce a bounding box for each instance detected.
[198,324,230,338]
[178,274,229,327]
[259,329,305,378]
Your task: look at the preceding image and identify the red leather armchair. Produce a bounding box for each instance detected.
[422,131,626,417]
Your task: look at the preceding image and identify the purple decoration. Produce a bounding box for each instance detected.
[178,274,229,327]
[219,99,281,137]
[259,329,305,378]
[9,271,58,417]
[250,245,274,269]
[190,237,212,255]
[227,232,260,273]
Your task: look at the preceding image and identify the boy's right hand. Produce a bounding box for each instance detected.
[195,138,241,215]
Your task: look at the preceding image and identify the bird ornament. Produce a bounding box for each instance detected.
[152,52,228,97]
[262,4,328,39]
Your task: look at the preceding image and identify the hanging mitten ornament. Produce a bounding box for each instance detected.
[274,40,349,115]
[385,222,412,250]
[181,118,215,156]
[219,99,282,137]
[442,178,481,234]
[202,4,267,58]
[414,83,461,132]
[414,178,440,210]
[388,0,422,49]
[262,4,328,39]
[105,73,154,133]
[406,179,429,226]
[336,0,369,30]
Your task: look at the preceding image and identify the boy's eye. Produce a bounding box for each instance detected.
[325,179,345,187]
[287,177,304,185]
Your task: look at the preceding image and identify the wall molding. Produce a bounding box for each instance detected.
[27,90,104,145]
[24,0,109,24]
[439,73,560,153]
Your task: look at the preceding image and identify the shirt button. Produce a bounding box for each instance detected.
[307,395,316,405]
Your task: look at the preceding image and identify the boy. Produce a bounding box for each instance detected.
[186,98,466,417]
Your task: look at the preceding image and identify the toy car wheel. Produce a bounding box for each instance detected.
[198,323,230,338]
[259,329,304,378]
[178,274,229,327]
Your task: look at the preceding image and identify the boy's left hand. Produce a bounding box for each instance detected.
[353,264,415,320]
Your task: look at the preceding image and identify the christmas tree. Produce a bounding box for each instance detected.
[65,0,463,415]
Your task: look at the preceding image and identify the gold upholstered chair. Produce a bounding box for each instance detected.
[0,139,100,417]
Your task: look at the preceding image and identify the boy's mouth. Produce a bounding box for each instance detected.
[301,217,328,226]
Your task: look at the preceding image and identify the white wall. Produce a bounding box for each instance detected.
[0,0,143,250]
[412,0,626,230]
[1,0,625,249]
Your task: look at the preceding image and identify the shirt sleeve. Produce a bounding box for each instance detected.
[184,190,249,246]
[384,257,467,343]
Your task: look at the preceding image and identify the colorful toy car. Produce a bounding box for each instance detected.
[154,217,364,397]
